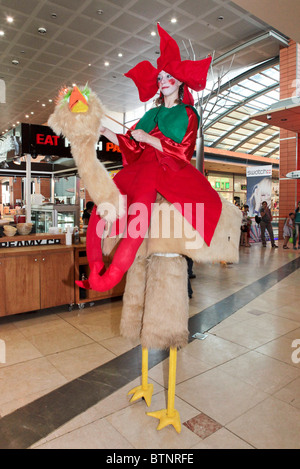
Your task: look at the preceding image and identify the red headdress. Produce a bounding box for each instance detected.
[124,23,212,106]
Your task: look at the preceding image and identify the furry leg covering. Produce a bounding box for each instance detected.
[120,256,147,341]
[141,255,189,350]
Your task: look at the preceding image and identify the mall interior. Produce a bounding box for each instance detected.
[0,0,300,449]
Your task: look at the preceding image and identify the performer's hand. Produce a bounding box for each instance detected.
[131,129,148,143]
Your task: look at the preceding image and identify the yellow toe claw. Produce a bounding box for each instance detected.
[128,383,154,407]
[147,408,181,433]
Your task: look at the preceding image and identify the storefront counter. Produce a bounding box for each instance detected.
[0,242,75,317]
[0,237,125,317]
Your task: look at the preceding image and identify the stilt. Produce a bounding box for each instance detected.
[147,347,181,433]
[128,347,153,407]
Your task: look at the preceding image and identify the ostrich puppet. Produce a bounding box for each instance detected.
[48,30,241,433]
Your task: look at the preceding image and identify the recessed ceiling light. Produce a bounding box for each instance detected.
[42,103,46,107]
[0,31,4,37]
[25,115,29,118]
[6,16,14,24]
[38,27,47,34]
[51,13,57,19]
[49,99,53,102]
[31,112,34,115]
[11,59,19,65]
[151,31,156,36]
[118,53,123,57]
[171,18,177,23]
[218,16,224,21]
[88,63,92,67]
[97,9,103,15]
[104,61,109,66]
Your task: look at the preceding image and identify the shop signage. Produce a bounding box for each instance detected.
[286,170,300,179]
[1,123,122,162]
[0,127,21,162]
[246,165,272,178]
[0,238,62,249]
[246,165,272,218]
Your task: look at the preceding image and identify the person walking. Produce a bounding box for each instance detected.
[283,212,295,249]
[293,201,300,250]
[260,201,278,248]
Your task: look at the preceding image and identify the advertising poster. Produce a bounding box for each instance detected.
[246,165,272,242]
[246,165,272,216]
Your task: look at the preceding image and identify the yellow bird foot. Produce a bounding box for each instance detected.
[128,383,154,407]
[147,408,181,433]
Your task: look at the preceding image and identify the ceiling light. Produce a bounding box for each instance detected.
[49,99,53,102]
[118,53,123,57]
[104,61,109,67]
[88,63,92,67]
[0,31,4,37]
[6,16,14,24]
[42,103,46,107]
[171,18,177,23]
[51,13,57,19]
[12,59,19,65]
[31,111,34,115]
[97,9,103,15]
[151,31,156,36]
[25,114,29,118]
[38,27,47,35]
[218,16,224,21]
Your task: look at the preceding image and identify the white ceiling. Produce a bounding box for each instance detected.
[231,0,300,44]
[0,0,292,135]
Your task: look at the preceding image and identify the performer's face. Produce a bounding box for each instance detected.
[157,71,182,97]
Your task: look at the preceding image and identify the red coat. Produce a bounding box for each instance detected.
[114,107,222,246]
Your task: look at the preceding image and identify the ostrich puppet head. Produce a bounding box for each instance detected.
[48,85,105,145]
[48,85,125,224]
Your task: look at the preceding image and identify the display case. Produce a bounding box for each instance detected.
[31,204,80,233]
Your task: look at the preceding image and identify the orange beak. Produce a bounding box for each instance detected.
[69,86,89,113]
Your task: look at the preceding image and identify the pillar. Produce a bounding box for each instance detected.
[40,178,51,200]
[279,40,300,238]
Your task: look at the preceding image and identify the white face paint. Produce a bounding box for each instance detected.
[157,70,182,98]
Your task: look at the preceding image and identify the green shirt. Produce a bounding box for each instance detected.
[135,104,200,143]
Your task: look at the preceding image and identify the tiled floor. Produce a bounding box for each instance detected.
[0,241,300,449]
